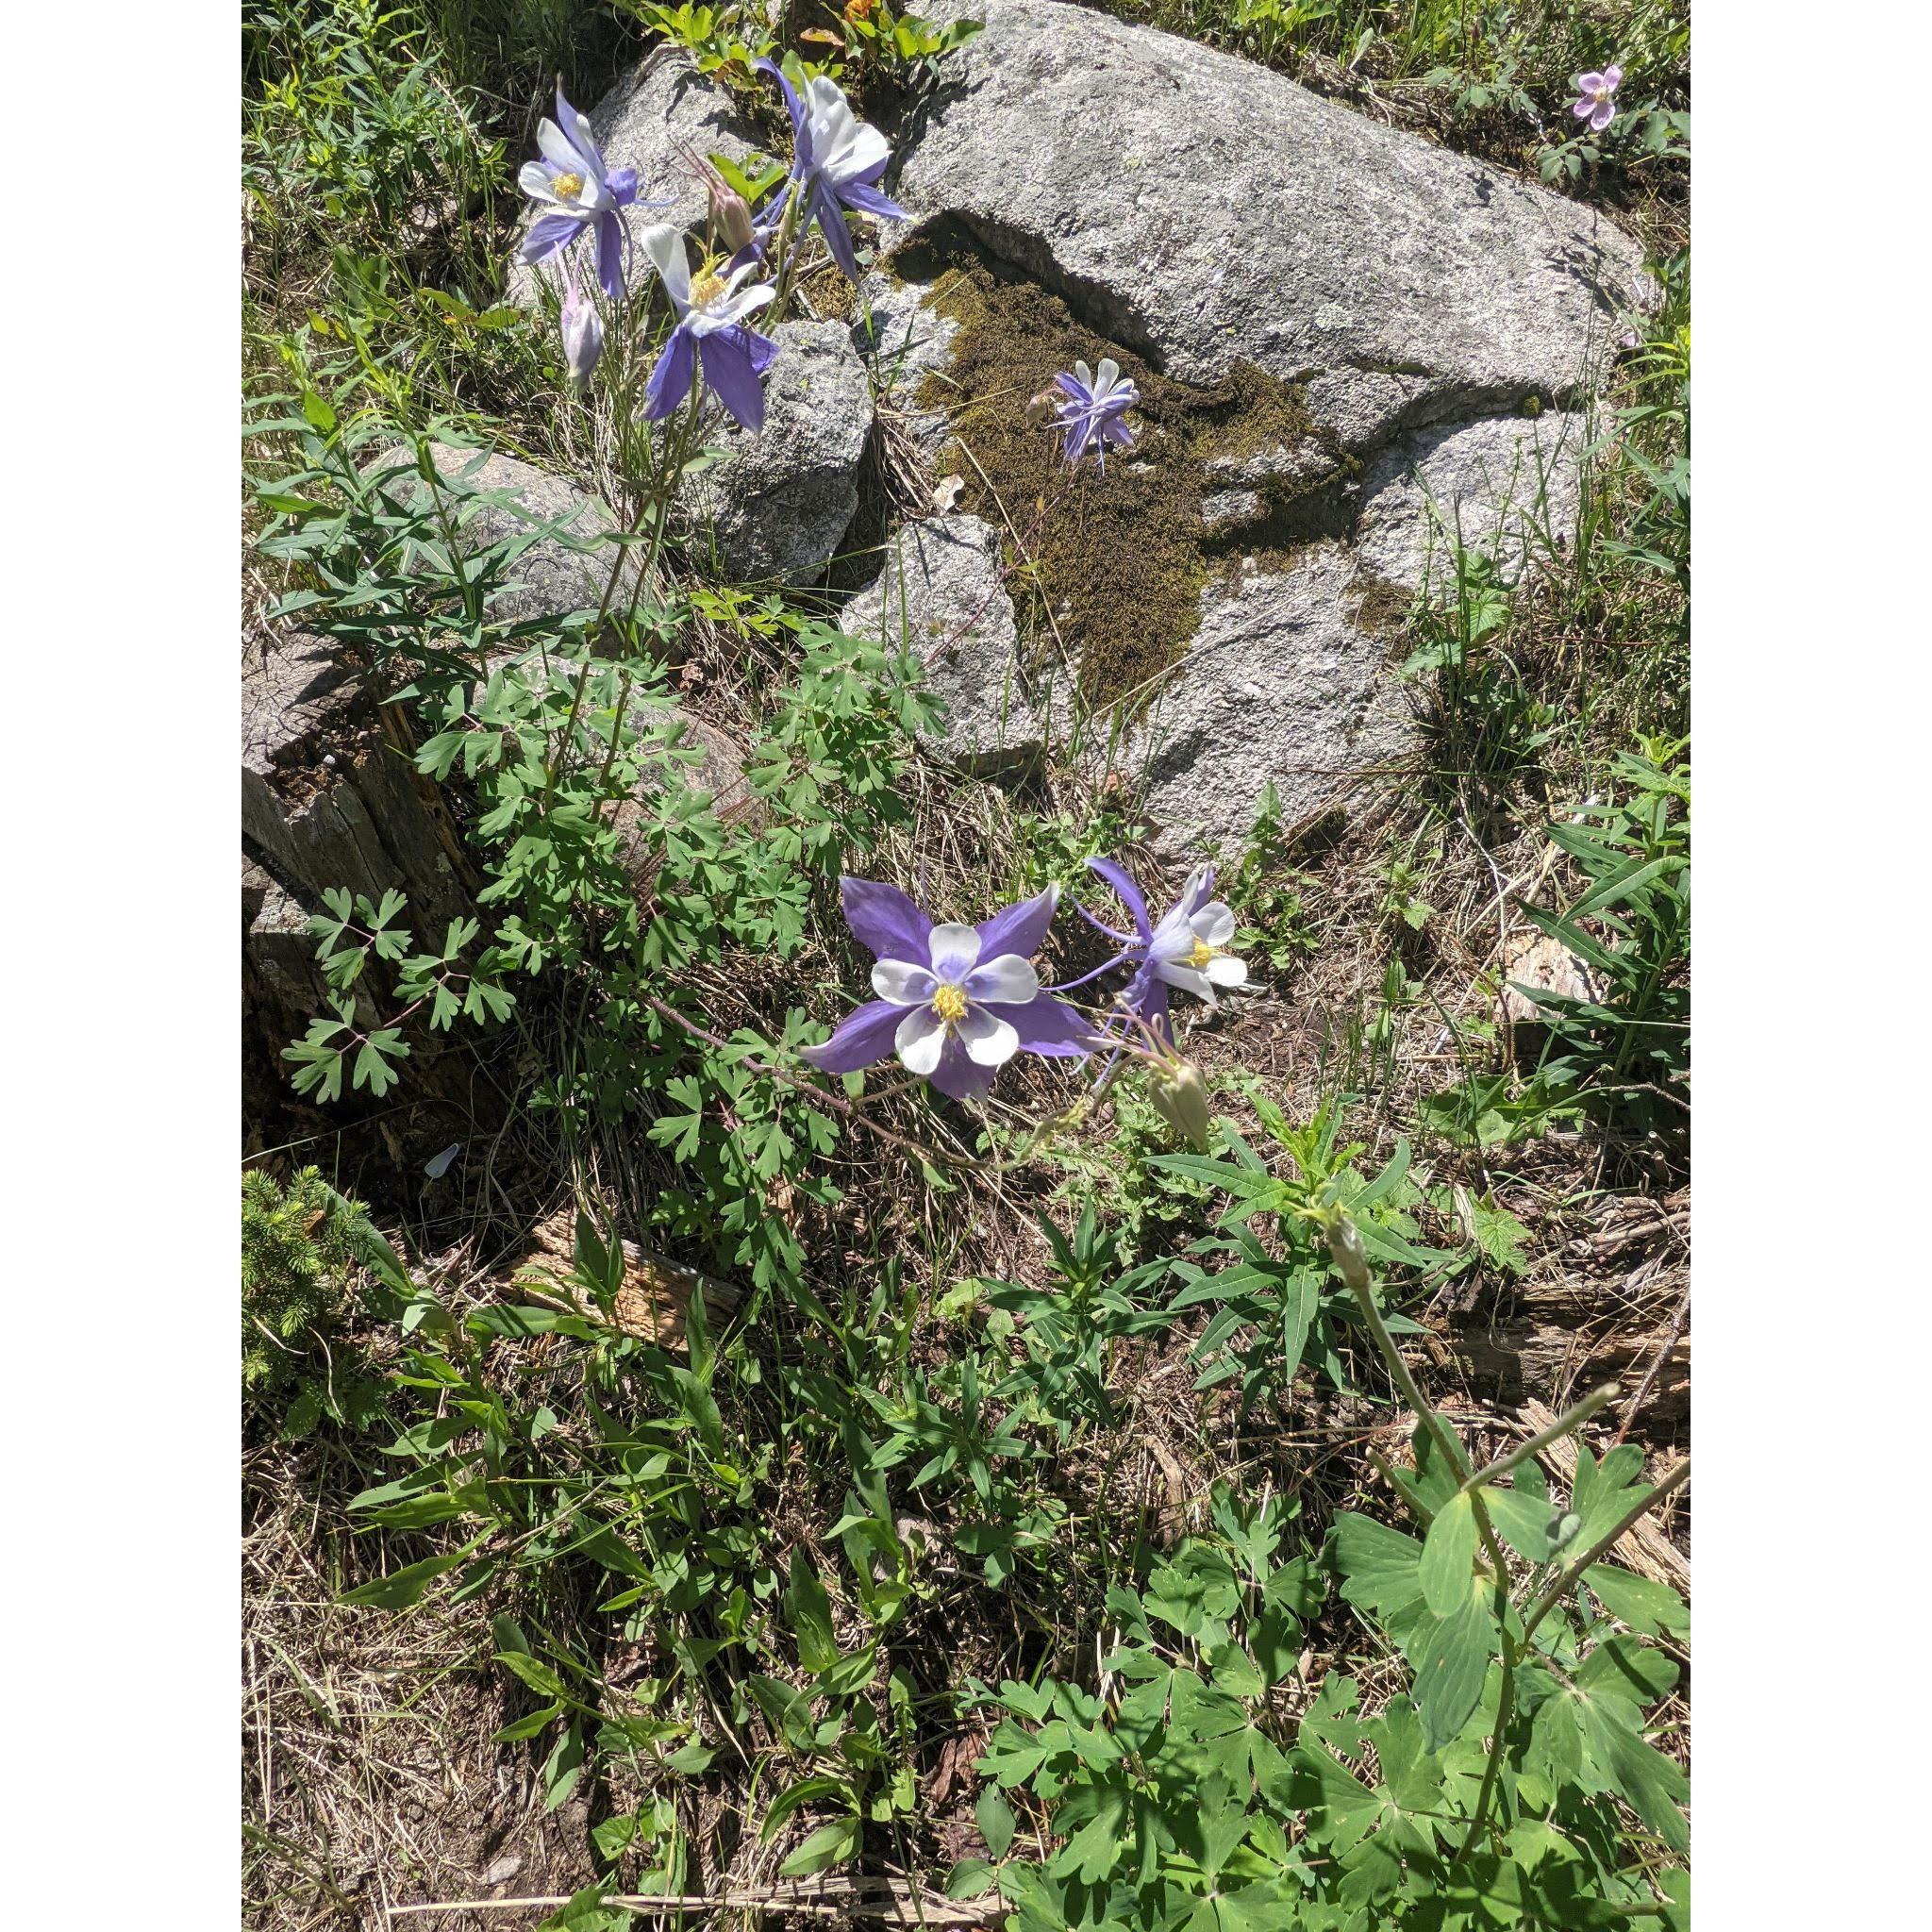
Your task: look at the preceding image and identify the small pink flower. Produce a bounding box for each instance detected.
[1572,63,1623,133]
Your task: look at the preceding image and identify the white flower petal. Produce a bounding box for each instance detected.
[1147,910,1196,964]
[872,959,938,1005]
[894,1007,947,1075]
[1074,358,1095,391]
[963,954,1039,1005]
[1191,902,1237,947]
[519,160,566,206]
[926,922,983,980]
[1153,959,1216,1003]
[1206,954,1248,989]
[641,224,691,311]
[562,104,605,174]
[702,283,774,330]
[536,118,584,175]
[825,120,890,185]
[1095,357,1122,397]
[957,1007,1020,1067]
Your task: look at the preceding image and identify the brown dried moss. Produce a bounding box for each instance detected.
[906,243,1346,710]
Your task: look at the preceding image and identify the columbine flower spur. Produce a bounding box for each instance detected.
[640,225,780,430]
[1053,358,1140,471]
[519,84,660,299]
[755,59,908,281]
[801,878,1092,1103]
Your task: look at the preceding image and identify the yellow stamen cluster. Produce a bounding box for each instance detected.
[552,171,586,204]
[1188,938,1216,970]
[690,269,727,308]
[931,984,970,1024]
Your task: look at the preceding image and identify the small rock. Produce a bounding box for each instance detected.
[609,708,755,895]
[1498,930,1601,1027]
[1354,412,1587,596]
[844,514,1043,772]
[1126,548,1413,856]
[677,320,874,584]
[372,444,639,625]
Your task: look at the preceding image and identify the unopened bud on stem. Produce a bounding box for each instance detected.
[1324,1213,1373,1296]
[709,180,756,257]
[1148,1057,1211,1151]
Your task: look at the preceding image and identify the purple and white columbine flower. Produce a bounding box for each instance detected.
[801,878,1093,1103]
[1572,64,1623,133]
[520,86,659,299]
[1079,858,1247,1043]
[1054,359,1139,472]
[640,225,779,430]
[558,261,604,386]
[755,59,908,281]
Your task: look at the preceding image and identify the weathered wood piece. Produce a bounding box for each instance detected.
[507,1208,741,1355]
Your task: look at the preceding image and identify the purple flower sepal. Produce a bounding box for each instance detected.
[1054,359,1139,471]
[755,59,908,281]
[1077,858,1247,1044]
[801,877,1094,1104]
[1571,64,1624,134]
[519,85,667,300]
[640,225,780,431]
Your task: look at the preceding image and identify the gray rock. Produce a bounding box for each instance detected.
[844,514,1044,771]
[1354,410,1587,594]
[676,319,874,583]
[373,444,638,625]
[854,269,962,470]
[507,50,772,305]
[1124,550,1413,857]
[897,0,1648,451]
[610,708,756,892]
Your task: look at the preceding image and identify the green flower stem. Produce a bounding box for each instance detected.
[1520,1458,1691,1647]
[1459,1383,1620,1494]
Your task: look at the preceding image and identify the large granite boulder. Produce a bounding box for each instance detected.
[896,0,1647,451]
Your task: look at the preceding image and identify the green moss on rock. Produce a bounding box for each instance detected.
[907,245,1347,710]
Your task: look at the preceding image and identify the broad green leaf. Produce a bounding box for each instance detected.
[975,1786,1016,1861]
[1584,1563,1690,1639]
[777,1814,859,1877]
[1413,1594,1494,1752]
[783,1548,840,1674]
[339,1545,472,1609]
[495,1651,569,1701]
[1420,1491,1478,1615]
[1483,1483,1558,1564]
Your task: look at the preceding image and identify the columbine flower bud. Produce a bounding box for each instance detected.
[1024,388,1059,426]
[559,277,604,385]
[709,180,756,257]
[1324,1214,1373,1296]
[1148,1057,1211,1151]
